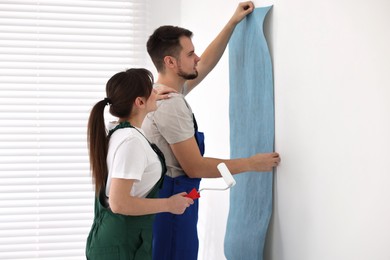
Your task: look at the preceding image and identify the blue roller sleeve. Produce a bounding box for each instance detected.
[224,6,274,260]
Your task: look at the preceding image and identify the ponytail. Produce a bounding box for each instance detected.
[87,99,109,196]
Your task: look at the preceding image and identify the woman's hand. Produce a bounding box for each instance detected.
[167,192,194,215]
[154,85,178,100]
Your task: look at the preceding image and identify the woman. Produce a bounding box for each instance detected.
[85,68,193,260]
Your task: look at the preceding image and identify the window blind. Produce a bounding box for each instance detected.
[0,0,151,259]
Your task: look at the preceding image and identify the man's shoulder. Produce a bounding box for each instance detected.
[157,93,189,111]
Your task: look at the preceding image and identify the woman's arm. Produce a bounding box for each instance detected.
[108,178,193,216]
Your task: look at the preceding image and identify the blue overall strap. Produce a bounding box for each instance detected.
[193,113,205,156]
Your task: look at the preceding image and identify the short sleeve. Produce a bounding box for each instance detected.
[154,95,194,144]
[110,137,147,181]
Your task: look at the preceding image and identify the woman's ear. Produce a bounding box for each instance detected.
[134,97,145,108]
[163,56,176,69]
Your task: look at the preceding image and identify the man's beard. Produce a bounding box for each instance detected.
[177,67,198,80]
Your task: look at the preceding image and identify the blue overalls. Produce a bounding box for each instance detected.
[152,114,204,260]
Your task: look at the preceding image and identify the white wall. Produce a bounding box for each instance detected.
[152,0,390,259]
[266,0,390,259]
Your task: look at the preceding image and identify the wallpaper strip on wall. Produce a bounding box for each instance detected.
[224,6,274,260]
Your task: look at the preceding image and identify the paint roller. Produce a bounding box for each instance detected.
[185,163,236,200]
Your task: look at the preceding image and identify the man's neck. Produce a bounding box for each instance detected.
[157,73,186,92]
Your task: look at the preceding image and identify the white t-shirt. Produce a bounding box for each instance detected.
[105,126,162,198]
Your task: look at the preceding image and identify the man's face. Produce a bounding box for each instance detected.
[176,36,200,80]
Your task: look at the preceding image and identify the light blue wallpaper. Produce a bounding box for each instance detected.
[224,6,274,260]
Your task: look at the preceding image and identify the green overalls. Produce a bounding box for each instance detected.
[86,122,166,260]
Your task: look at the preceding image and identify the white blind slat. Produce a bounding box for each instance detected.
[0,192,93,201]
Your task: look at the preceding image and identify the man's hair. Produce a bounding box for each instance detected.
[147,25,193,72]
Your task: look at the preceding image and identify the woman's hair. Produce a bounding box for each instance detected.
[146,25,193,72]
[87,68,154,195]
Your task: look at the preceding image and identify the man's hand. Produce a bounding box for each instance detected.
[230,1,255,25]
[249,152,281,172]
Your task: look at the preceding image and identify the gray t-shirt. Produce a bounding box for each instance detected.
[142,90,195,178]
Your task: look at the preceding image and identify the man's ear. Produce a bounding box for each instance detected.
[163,56,176,68]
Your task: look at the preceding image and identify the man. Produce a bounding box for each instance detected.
[142,2,281,260]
